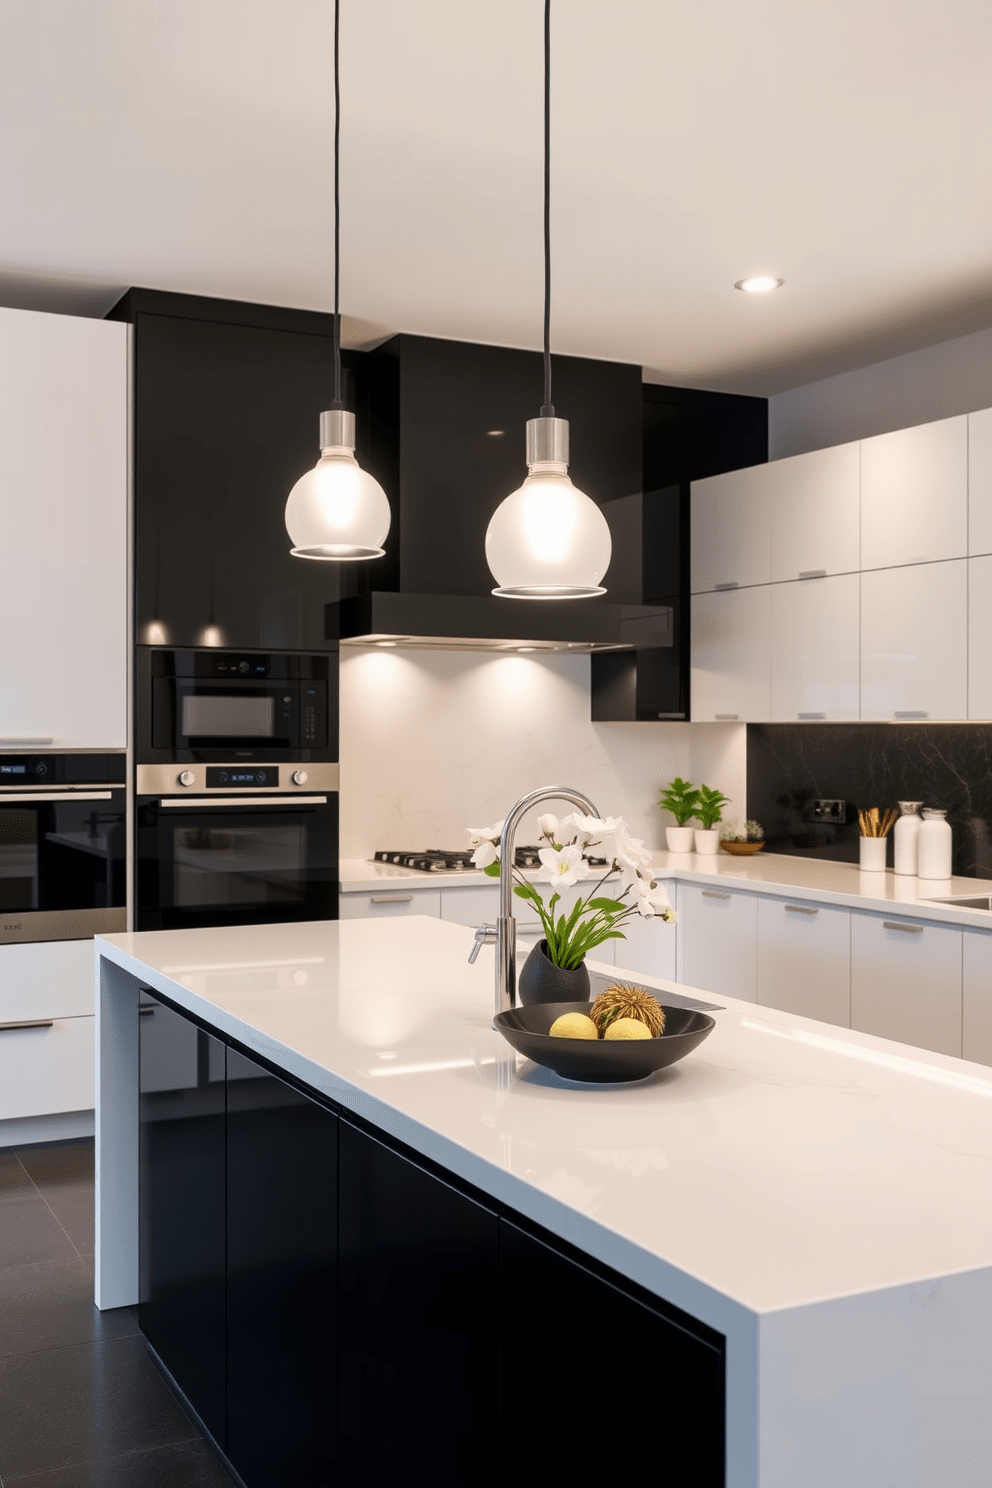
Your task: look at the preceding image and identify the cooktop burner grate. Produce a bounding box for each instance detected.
[372,846,608,873]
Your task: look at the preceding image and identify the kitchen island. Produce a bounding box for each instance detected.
[95,916,992,1488]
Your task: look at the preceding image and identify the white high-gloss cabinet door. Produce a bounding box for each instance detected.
[678,884,757,1001]
[968,407,992,557]
[0,1015,94,1121]
[851,913,962,1058]
[757,898,851,1027]
[690,463,770,593]
[771,574,860,721]
[769,441,860,582]
[691,585,771,722]
[968,555,992,719]
[860,561,967,721]
[614,913,677,984]
[860,415,967,570]
[963,929,992,1066]
[0,309,127,748]
[0,939,96,1023]
[338,889,442,918]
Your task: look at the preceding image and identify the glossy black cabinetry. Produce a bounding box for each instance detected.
[110,288,377,652]
[338,1120,498,1487]
[500,1220,725,1483]
[227,1049,338,1488]
[138,996,227,1448]
[138,998,726,1485]
[592,383,768,720]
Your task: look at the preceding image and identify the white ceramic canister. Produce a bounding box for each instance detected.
[859,836,887,872]
[917,808,953,880]
[893,801,923,876]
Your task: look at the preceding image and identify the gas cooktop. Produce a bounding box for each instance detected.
[372,847,608,873]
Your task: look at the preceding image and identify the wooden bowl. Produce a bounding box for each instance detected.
[720,840,765,856]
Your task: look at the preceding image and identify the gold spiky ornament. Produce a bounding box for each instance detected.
[590,984,666,1038]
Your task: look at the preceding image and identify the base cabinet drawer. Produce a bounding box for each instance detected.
[678,884,757,1000]
[963,930,992,1066]
[851,914,962,1057]
[757,898,851,1026]
[0,1013,94,1120]
[0,939,96,1023]
[614,914,677,984]
[339,890,441,919]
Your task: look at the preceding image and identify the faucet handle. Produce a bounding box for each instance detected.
[468,923,497,965]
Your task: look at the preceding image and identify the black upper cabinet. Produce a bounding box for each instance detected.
[112,289,380,651]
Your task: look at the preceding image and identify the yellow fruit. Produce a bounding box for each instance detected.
[603,1017,652,1041]
[548,1012,599,1040]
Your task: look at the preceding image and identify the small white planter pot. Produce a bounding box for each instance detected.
[666,826,696,853]
[694,828,721,855]
[859,836,887,872]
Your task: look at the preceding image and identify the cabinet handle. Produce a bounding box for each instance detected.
[714,581,739,591]
[0,1018,54,1032]
[715,713,739,721]
[882,920,924,933]
[139,1006,155,1017]
[701,889,731,900]
[798,712,826,720]
[370,894,414,904]
[798,569,827,580]
[785,903,818,915]
[0,790,114,804]
[894,711,928,720]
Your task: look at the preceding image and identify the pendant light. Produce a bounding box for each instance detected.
[285,0,390,561]
[485,0,611,600]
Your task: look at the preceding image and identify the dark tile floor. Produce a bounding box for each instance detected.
[0,1138,231,1487]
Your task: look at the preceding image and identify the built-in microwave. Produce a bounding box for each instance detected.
[136,649,336,764]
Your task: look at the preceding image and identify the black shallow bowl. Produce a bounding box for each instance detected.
[493,1000,716,1083]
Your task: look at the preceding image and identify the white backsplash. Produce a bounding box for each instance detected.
[339,646,746,859]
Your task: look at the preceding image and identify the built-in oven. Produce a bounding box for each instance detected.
[136,648,336,764]
[0,752,126,943]
[134,763,339,932]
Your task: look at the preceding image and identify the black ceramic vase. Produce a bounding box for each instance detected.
[517,939,590,1007]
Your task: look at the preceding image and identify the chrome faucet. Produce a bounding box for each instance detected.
[468,784,599,1016]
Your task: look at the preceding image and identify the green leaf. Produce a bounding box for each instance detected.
[586,897,625,914]
[513,882,540,903]
[483,860,501,878]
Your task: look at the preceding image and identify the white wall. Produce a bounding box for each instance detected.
[769,323,992,459]
[339,646,746,860]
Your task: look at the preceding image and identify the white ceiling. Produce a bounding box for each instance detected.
[2,0,991,394]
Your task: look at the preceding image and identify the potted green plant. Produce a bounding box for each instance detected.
[658,777,700,852]
[693,784,731,855]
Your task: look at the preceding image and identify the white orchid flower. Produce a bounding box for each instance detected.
[538,844,584,890]
[633,878,673,918]
[536,812,559,840]
[465,820,504,848]
[471,840,500,869]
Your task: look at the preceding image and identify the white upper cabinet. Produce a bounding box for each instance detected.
[968,407,992,556]
[690,585,771,722]
[771,573,860,721]
[860,415,967,571]
[0,309,127,749]
[861,560,968,721]
[769,441,860,582]
[690,463,770,593]
[969,555,992,719]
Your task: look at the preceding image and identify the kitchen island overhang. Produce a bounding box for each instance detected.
[95,915,992,1488]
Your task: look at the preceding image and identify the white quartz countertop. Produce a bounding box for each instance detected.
[341,850,992,929]
[97,914,992,1331]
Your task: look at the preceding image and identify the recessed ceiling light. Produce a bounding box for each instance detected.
[486,429,505,437]
[735,276,784,294]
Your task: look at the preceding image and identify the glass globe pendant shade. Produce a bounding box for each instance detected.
[286,409,390,560]
[485,417,611,598]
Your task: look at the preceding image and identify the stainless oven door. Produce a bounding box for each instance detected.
[0,787,126,942]
[136,793,339,932]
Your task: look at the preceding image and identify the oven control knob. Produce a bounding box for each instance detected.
[178,771,196,787]
[292,770,308,786]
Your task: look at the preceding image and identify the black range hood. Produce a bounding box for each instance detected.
[326,335,655,653]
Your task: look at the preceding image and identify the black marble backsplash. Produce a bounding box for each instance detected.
[747,724,992,878]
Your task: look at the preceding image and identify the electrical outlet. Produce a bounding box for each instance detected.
[811,799,846,823]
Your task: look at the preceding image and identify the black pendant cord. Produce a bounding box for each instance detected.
[331,0,343,410]
[540,0,554,419]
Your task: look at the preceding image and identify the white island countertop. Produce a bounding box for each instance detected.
[96,915,992,1487]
